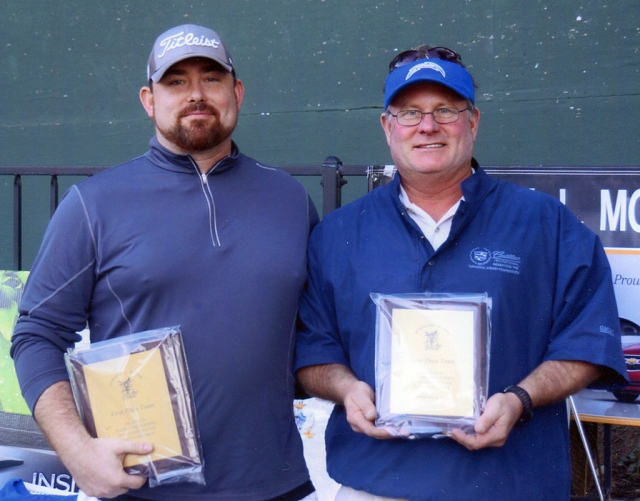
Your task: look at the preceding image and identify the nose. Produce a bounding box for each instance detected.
[188,81,206,102]
[417,112,440,133]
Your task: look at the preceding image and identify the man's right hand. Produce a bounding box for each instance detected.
[296,364,392,439]
[64,436,152,498]
[33,381,153,499]
[342,380,393,439]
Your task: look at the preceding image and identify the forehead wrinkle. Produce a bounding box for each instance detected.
[393,83,467,110]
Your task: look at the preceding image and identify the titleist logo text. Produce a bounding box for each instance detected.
[157,31,220,58]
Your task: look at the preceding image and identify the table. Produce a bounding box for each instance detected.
[571,388,640,500]
[573,388,640,426]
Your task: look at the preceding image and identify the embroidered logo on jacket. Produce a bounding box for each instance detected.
[600,325,615,337]
[469,247,521,275]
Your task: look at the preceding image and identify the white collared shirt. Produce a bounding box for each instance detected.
[399,185,462,251]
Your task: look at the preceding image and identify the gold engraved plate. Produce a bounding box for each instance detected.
[83,348,182,467]
[390,308,475,417]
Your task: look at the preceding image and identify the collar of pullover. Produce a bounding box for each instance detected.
[144,136,240,176]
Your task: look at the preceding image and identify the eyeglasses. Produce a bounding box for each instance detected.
[389,107,471,126]
[388,46,464,73]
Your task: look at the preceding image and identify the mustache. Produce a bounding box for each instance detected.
[179,102,219,118]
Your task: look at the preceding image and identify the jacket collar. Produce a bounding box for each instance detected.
[459,159,497,207]
[144,136,240,175]
[452,160,497,242]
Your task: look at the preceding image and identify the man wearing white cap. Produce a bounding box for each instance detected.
[12,24,317,501]
[293,45,626,500]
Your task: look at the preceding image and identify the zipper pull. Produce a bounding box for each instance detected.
[201,173,208,184]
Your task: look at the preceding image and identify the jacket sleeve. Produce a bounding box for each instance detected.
[294,222,351,373]
[11,186,96,412]
[544,204,627,381]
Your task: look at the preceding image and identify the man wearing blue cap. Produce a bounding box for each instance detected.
[12,24,317,501]
[294,45,626,500]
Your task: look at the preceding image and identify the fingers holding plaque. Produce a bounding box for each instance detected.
[372,293,491,438]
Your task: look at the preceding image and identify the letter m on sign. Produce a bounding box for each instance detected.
[601,190,627,231]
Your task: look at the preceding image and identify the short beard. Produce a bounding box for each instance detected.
[158,103,236,152]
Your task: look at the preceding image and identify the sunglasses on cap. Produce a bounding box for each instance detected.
[388,46,465,73]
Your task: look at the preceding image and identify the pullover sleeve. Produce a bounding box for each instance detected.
[11,186,96,412]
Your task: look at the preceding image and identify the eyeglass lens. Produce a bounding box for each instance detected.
[394,108,469,126]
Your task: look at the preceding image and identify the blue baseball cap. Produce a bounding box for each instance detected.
[384,58,475,109]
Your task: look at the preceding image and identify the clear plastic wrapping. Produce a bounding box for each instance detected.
[372,293,491,438]
[65,326,205,487]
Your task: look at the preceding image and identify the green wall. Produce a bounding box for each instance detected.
[0,0,639,268]
[1,0,638,167]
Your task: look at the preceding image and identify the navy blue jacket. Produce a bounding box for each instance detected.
[295,167,626,501]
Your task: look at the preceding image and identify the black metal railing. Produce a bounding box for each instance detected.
[0,158,373,270]
[4,162,640,270]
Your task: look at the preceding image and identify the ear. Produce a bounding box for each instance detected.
[139,86,154,119]
[234,79,245,112]
[380,111,393,146]
[469,106,481,142]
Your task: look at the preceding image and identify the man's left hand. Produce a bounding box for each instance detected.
[447,391,522,450]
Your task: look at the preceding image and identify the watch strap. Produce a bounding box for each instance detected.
[503,385,533,424]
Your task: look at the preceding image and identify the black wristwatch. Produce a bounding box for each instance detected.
[503,385,533,425]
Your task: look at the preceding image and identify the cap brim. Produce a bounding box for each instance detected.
[150,54,233,83]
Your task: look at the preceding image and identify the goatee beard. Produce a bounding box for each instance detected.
[159,103,236,152]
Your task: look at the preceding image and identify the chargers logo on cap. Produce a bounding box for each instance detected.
[406,62,446,80]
